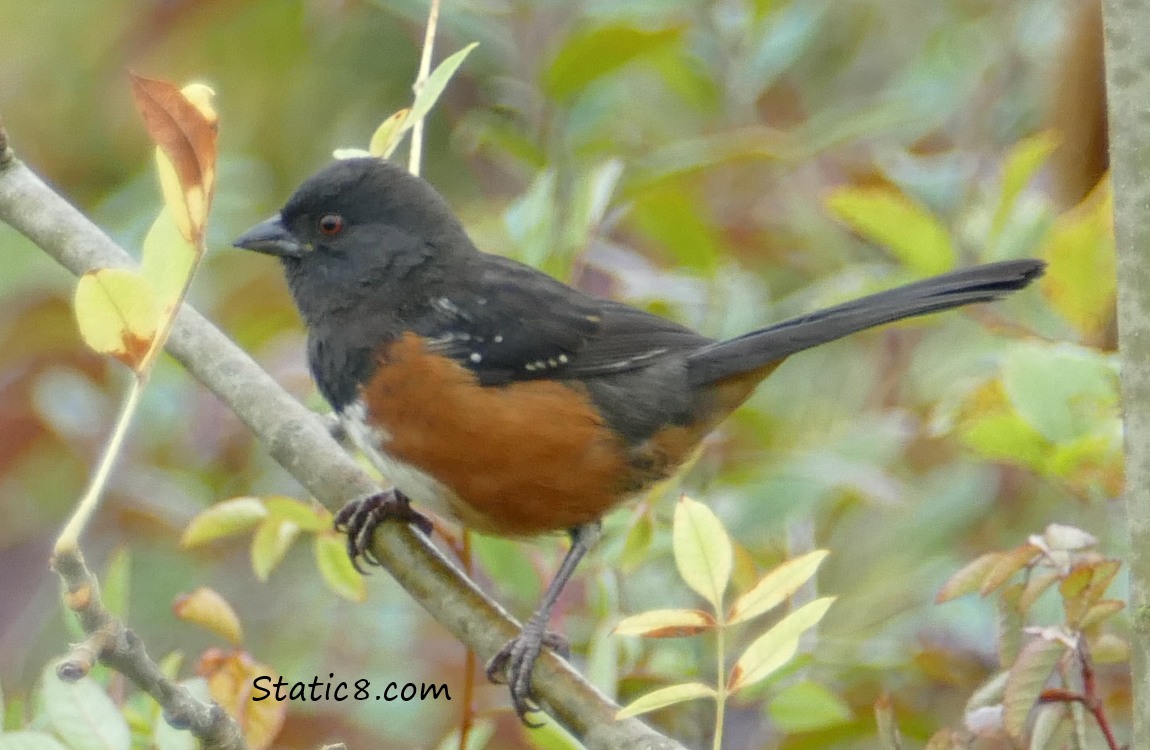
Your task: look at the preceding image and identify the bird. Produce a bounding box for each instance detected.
[234,156,1045,723]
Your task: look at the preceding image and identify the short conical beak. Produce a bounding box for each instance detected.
[234,215,305,258]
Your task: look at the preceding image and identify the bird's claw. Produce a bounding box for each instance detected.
[485,628,569,725]
[333,490,432,574]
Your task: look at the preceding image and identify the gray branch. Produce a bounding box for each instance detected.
[0,136,685,749]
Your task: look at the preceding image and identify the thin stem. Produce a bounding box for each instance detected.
[458,530,476,750]
[54,375,145,553]
[408,0,442,177]
[712,611,726,750]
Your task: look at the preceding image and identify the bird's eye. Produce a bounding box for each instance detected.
[318,214,345,236]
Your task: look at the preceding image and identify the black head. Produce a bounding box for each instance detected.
[234,158,475,326]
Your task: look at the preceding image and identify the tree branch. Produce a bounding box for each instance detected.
[0,135,684,749]
[1102,1,1150,747]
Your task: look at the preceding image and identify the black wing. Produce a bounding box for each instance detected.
[416,253,713,385]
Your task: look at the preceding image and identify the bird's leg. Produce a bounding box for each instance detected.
[334,489,433,573]
[486,521,601,725]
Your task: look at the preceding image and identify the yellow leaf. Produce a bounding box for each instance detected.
[140,208,196,315]
[314,532,366,602]
[672,495,732,610]
[826,185,955,274]
[614,608,715,638]
[198,650,285,750]
[181,497,268,548]
[250,515,299,580]
[73,268,159,371]
[614,682,716,720]
[992,131,1059,238]
[728,597,835,693]
[173,587,243,645]
[1041,179,1116,340]
[728,549,829,625]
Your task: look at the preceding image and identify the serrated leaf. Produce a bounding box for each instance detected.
[130,74,218,245]
[198,651,285,750]
[314,532,367,602]
[728,549,829,624]
[0,733,70,750]
[980,544,1039,596]
[173,587,243,645]
[368,109,411,159]
[74,269,159,371]
[672,496,732,610]
[767,680,852,733]
[262,496,329,532]
[614,609,715,638]
[614,682,716,719]
[825,185,955,274]
[250,515,300,580]
[408,43,479,127]
[181,497,269,548]
[1003,637,1066,741]
[729,597,835,693]
[39,664,130,750]
[140,208,196,316]
[992,131,1059,238]
[1041,180,1115,340]
[545,26,682,101]
[937,552,1002,603]
[1078,599,1124,631]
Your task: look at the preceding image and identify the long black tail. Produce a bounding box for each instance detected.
[686,259,1045,387]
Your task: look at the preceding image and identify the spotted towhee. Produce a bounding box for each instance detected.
[235,157,1044,722]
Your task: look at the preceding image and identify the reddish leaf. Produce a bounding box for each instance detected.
[197,649,286,750]
[129,73,218,243]
[937,551,1001,603]
[980,544,1039,596]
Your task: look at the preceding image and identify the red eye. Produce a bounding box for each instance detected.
[318,214,345,236]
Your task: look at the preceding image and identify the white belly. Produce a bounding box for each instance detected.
[338,401,463,523]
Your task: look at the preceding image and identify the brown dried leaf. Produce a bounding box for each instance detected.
[198,649,286,750]
[129,73,218,244]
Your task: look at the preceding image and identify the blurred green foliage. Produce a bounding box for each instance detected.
[0,0,1126,748]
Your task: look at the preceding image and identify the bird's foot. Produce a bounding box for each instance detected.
[333,490,432,573]
[485,621,569,726]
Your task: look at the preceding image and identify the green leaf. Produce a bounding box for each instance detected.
[767,680,853,733]
[1041,181,1116,340]
[250,515,300,580]
[314,532,366,602]
[262,495,329,532]
[825,185,955,274]
[181,497,268,548]
[614,682,716,719]
[435,719,496,750]
[544,26,682,101]
[936,551,1002,603]
[959,412,1049,469]
[1003,636,1066,742]
[728,549,829,624]
[74,269,159,371]
[39,665,130,750]
[672,496,732,610]
[1028,704,1071,750]
[408,43,479,127]
[614,608,715,638]
[368,108,411,159]
[0,733,70,750]
[992,132,1059,239]
[729,597,835,692]
[1002,343,1118,444]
